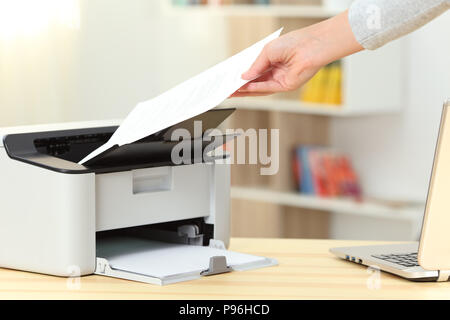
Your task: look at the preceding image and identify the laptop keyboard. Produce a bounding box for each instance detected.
[371,252,419,267]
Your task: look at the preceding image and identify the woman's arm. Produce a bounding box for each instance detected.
[234,0,449,97]
[350,0,450,50]
[233,10,362,96]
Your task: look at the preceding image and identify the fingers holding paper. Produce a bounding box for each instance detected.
[231,71,282,97]
[231,32,322,97]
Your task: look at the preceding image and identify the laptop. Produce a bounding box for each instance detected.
[330,100,450,282]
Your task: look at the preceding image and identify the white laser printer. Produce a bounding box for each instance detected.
[0,109,277,285]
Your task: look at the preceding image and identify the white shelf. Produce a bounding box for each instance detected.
[219,97,400,117]
[165,4,341,18]
[230,186,424,221]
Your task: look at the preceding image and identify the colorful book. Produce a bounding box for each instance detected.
[293,145,362,200]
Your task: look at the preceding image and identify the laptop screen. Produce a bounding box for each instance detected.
[418,100,450,270]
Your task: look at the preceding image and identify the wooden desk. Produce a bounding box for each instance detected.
[1,238,450,300]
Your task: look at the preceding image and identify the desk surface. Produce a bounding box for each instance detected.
[1,238,450,300]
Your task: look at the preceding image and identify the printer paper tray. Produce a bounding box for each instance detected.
[95,236,277,285]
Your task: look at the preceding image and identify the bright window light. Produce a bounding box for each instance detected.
[0,0,80,38]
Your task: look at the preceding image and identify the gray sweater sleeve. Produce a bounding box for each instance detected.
[349,0,450,50]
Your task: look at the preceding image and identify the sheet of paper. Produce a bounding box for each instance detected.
[79,28,283,165]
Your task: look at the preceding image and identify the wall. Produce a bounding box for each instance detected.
[73,0,228,122]
[0,1,81,126]
[0,0,228,126]
[331,12,450,203]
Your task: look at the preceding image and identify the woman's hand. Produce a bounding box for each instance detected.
[232,10,363,97]
[232,30,324,97]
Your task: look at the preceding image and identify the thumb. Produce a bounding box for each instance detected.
[242,46,271,80]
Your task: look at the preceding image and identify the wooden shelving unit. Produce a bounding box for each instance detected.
[231,186,424,221]
[220,98,344,116]
[167,0,409,240]
[219,97,400,116]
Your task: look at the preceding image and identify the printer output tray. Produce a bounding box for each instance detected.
[3,108,236,174]
[95,236,277,285]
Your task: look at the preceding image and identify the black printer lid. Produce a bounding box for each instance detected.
[3,108,236,174]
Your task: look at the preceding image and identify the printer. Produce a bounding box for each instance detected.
[0,108,276,285]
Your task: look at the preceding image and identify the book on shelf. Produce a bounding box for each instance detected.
[300,60,342,106]
[293,145,362,200]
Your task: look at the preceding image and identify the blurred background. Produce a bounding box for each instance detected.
[1,0,449,241]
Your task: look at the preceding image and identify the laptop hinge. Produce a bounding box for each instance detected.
[437,270,450,282]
